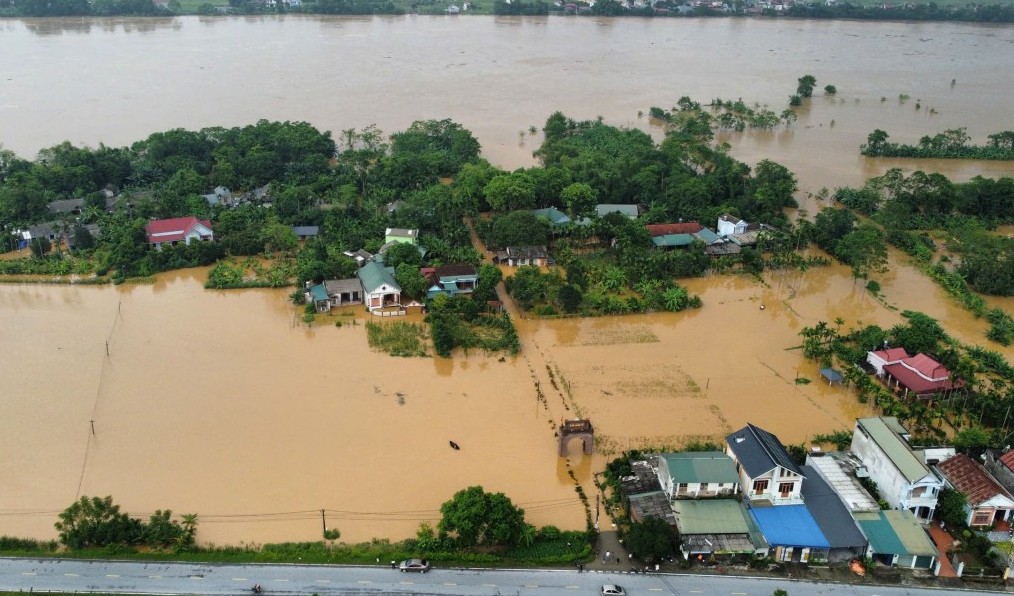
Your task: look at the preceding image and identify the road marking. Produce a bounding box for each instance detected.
[649,589,663,592]
[566,585,579,589]
[400,581,414,585]
[232,578,247,581]
[316,579,331,583]
[357,580,371,584]
[732,592,748,595]
[149,575,163,579]
[483,583,497,587]
[274,579,289,582]
[525,584,539,588]
[21,572,36,576]
[190,576,204,580]
[444,582,458,586]
[64,573,79,577]
[106,574,120,578]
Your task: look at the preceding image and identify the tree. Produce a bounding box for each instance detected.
[395,263,428,300]
[937,487,968,529]
[260,220,297,254]
[558,284,583,313]
[797,74,817,98]
[560,182,596,220]
[55,495,143,549]
[29,236,51,257]
[437,485,526,547]
[489,211,551,249]
[624,517,676,562]
[384,241,423,269]
[484,172,536,212]
[834,224,888,281]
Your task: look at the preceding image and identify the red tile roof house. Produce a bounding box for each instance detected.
[936,454,1014,528]
[866,348,962,401]
[145,217,214,250]
[645,222,703,236]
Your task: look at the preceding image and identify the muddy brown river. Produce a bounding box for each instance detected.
[1,16,1014,545]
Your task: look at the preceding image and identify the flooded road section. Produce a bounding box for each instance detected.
[3,243,1010,545]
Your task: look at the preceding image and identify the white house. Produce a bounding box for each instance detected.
[656,452,740,500]
[936,454,1014,528]
[356,260,401,313]
[851,417,945,522]
[866,347,911,376]
[145,217,214,250]
[726,424,805,505]
[717,214,748,237]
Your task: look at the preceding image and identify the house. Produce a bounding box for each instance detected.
[532,207,571,227]
[495,246,549,267]
[66,223,100,250]
[202,186,232,207]
[595,204,640,219]
[343,248,374,268]
[423,264,478,299]
[292,226,319,241]
[867,347,911,376]
[235,183,271,205]
[357,260,401,313]
[748,504,830,563]
[651,234,697,249]
[799,464,869,563]
[935,454,1014,528]
[47,197,86,216]
[884,353,961,400]
[726,424,805,505]
[656,452,740,500]
[805,452,881,514]
[385,227,418,246]
[307,278,363,313]
[850,417,945,522]
[985,450,1014,497]
[717,214,748,236]
[672,499,766,559]
[855,510,938,569]
[629,492,678,527]
[145,217,213,250]
[646,223,703,237]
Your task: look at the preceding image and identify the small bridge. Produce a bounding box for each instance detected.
[558,419,594,457]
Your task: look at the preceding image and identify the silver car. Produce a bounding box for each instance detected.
[601,585,626,596]
[398,559,432,573]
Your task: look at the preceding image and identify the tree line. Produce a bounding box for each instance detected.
[861,128,1014,160]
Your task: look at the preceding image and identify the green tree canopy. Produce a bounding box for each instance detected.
[437,485,527,547]
[624,517,676,562]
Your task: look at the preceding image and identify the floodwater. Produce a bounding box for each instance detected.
[2,16,1014,545]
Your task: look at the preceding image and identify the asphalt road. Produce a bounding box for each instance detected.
[0,558,1003,596]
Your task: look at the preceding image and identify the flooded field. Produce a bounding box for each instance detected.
[2,15,1014,545]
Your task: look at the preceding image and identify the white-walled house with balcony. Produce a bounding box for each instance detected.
[656,452,740,500]
[851,417,946,522]
[726,424,805,505]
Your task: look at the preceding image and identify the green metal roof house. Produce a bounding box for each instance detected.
[672,499,767,559]
[657,452,740,499]
[357,260,401,313]
[855,509,938,569]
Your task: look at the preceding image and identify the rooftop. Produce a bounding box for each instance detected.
[855,510,938,557]
[726,423,803,478]
[672,499,751,535]
[856,417,931,484]
[532,207,571,226]
[799,464,869,550]
[936,454,1013,507]
[357,260,400,294]
[628,491,677,526]
[749,504,829,548]
[805,453,879,513]
[659,452,739,485]
[646,222,702,236]
[619,460,663,498]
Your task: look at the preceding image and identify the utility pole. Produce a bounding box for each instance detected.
[90,420,95,436]
[321,509,326,534]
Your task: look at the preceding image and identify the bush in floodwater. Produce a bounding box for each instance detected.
[866,280,881,293]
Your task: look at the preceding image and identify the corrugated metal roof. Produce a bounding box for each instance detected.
[357,260,400,293]
[857,417,930,484]
[799,465,868,550]
[532,207,571,226]
[652,233,695,247]
[855,510,938,557]
[660,452,740,484]
[726,424,803,478]
[807,454,879,513]
[673,499,751,535]
[308,284,329,302]
[749,504,829,548]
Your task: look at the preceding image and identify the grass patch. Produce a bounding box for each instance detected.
[366,321,429,357]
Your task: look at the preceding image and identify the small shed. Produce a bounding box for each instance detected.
[820,368,844,386]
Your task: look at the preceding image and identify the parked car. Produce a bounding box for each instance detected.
[398,559,432,573]
[601,585,626,596]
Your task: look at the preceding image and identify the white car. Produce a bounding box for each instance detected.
[601,585,626,596]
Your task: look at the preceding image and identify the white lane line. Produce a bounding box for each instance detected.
[21,572,36,576]
[400,580,415,584]
[524,584,539,588]
[649,589,664,593]
[732,592,748,595]
[190,576,204,580]
[149,575,163,579]
[444,582,458,586]
[357,580,371,584]
[483,583,498,587]
[64,573,79,577]
[232,578,247,581]
[316,579,331,583]
[274,579,289,582]
[566,586,580,589]
[106,574,120,578]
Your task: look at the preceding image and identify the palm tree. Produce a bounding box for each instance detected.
[180,513,198,545]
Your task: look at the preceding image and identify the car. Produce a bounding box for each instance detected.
[600,585,626,596]
[398,558,432,573]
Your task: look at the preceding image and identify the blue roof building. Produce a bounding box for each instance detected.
[749,504,830,563]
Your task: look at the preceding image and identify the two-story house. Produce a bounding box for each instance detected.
[656,452,740,500]
[850,417,945,522]
[726,424,805,505]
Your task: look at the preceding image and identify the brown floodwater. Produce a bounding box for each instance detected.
[2,15,1014,546]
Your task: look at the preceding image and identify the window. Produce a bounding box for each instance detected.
[677,483,688,492]
[753,479,769,495]
[779,482,794,498]
[700,483,709,491]
[972,510,994,526]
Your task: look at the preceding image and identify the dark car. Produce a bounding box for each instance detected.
[398,559,432,573]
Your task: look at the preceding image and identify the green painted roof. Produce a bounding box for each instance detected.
[652,233,695,247]
[855,510,937,557]
[858,417,930,484]
[357,260,400,294]
[672,499,751,535]
[309,284,329,303]
[532,207,571,226]
[661,452,740,484]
